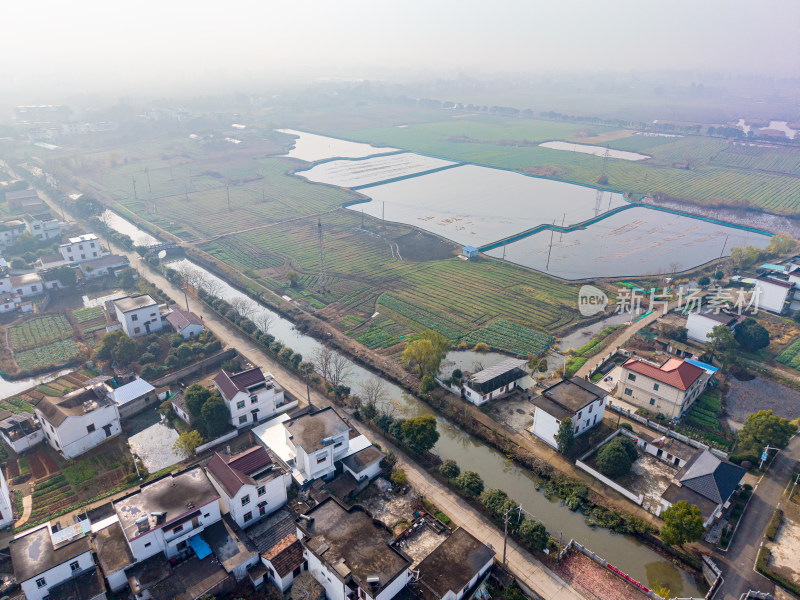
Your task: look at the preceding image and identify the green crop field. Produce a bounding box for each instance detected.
[776,338,800,369]
[8,315,73,352]
[710,143,800,176]
[72,307,104,323]
[461,320,552,356]
[14,339,81,372]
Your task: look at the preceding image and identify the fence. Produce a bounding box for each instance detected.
[575,429,644,505]
[195,429,238,454]
[607,403,729,459]
[150,348,236,387]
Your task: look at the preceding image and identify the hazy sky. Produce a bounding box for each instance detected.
[3,0,799,96]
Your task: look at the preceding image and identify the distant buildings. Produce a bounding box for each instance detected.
[5,189,47,213]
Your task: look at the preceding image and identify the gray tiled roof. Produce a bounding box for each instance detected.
[679,450,746,504]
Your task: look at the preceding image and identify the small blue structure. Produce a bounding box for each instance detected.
[188,534,212,559]
[462,245,479,259]
[684,358,718,376]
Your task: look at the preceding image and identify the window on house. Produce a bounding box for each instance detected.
[80,254,85,260]
[131,314,138,321]
[624,388,632,396]
[653,383,660,391]
[134,327,140,334]
[36,577,46,588]
[627,373,636,381]
[316,454,326,464]
[600,397,604,405]
[237,400,245,409]
[257,486,266,496]
[87,424,95,433]
[70,561,80,573]
[79,245,83,250]
[334,441,342,448]
[31,285,37,292]
[144,542,152,548]
[177,540,188,551]
[250,395,258,404]
[173,525,183,534]
[576,411,582,419]
[244,511,253,523]
[588,405,593,413]
[650,398,655,405]
[150,312,156,318]
[239,415,247,424]
[574,426,579,434]
[242,495,251,506]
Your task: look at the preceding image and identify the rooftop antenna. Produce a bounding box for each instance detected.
[317,218,327,292]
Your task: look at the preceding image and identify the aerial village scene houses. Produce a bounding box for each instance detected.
[2,43,800,600]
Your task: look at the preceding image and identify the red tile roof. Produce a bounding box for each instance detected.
[623,358,704,391]
[206,446,273,497]
[265,538,304,578]
[213,367,265,401]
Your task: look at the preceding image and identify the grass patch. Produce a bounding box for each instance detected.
[766,509,783,541]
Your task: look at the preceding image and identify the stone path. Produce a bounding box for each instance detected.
[14,494,31,527]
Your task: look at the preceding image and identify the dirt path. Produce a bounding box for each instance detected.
[14,495,32,528]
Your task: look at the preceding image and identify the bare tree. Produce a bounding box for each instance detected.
[312,346,334,383]
[358,377,388,407]
[230,297,257,320]
[329,352,353,388]
[202,276,223,299]
[254,310,275,333]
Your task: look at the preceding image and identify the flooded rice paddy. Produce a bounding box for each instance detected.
[295,152,456,188]
[485,207,770,279]
[277,129,399,162]
[539,140,651,161]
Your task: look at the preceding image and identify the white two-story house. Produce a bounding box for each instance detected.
[0,467,13,530]
[617,357,708,419]
[213,367,287,428]
[296,497,412,600]
[112,294,163,337]
[10,520,105,600]
[284,407,351,482]
[23,212,63,241]
[113,467,222,562]
[35,385,121,459]
[531,376,608,449]
[206,445,291,529]
[59,233,108,263]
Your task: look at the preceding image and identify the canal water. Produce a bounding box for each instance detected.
[110,213,705,595]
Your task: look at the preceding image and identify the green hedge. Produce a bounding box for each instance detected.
[756,545,800,596]
[766,509,783,540]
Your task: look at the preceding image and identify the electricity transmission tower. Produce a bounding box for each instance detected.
[594,146,611,216]
[317,219,327,292]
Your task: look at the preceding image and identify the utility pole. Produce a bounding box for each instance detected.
[382,201,385,221]
[759,445,780,471]
[546,220,556,270]
[145,167,152,193]
[502,505,521,565]
[131,176,137,200]
[226,185,231,211]
[305,370,313,412]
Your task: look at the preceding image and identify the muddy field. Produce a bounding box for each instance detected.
[725,376,800,424]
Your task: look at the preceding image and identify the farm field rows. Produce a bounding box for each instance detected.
[8,315,73,352]
[14,339,82,372]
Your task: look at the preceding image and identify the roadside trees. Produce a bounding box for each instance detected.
[455,471,485,497]
[660,501,704,547]
[401,415,440,454]
[737,410,796,454]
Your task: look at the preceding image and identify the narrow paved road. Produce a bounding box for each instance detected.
[48,197,589,600]
[715,434,800,599]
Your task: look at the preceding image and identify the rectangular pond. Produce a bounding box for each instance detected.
[539,141,651,161]
[485,206,770,279]
[350,164,627,247]
[276,129,399,162]
[295,152,456,188]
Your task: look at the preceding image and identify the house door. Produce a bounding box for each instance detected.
[656,449,662,458]
[674,456,680,466]
[258,501,267,516]
[251,409,260,422]
[102,424,112,437]
[144,321,151,333]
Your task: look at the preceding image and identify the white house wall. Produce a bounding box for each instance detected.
[0,467,13,529]
[19,549,94,600]
[38,405,121,459]
[755,282,790,314]
[531,408,560,449]
[686,313,717,343]
[1,428,44,454]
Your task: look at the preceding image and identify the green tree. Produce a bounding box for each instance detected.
[595,438,634,478]
[114,337,138,365]
[173,430,204,458]
[479,488,509,514]
[286,271,300,287]
[734,318,769,352]
[660,501,705,547]
[556,418,575,454]
[11,233,38,254]
[519,519,548,551]
[55,266,77,287]
[698,276,711,288]
[390,469,408,487]
[439,459,460,479]
[419,375,435,394]
[184,384,211,419]
[74,195,103,216]
[767,233,795,256]
[455,471,484,497]
[402,330,450,377]
[97,330,125,361]
[738,410,796,453]
[401,415,440,453]
[706,324,738,366]
[198,394,229,439]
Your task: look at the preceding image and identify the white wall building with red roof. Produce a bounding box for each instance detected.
[213,367,288,428]
[205,445,291,529]
[616,357,709,418]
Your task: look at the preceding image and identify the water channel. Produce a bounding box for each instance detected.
[109,212,705,595]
